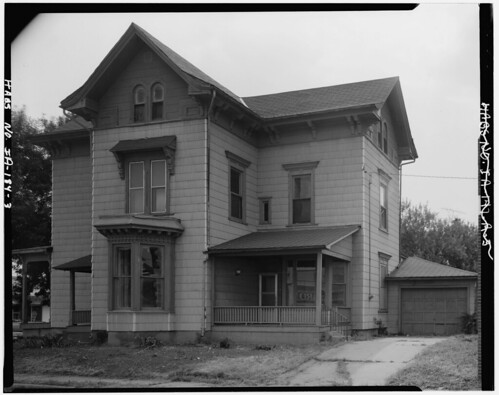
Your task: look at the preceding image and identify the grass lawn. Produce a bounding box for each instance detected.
[12,339,337,387]
[386,334,480,390]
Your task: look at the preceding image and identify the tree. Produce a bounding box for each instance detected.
[400,200,479,272]
[11,107,67,306]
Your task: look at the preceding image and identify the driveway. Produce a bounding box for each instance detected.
[279,336,445,386]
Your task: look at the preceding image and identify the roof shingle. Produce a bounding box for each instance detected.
[209,225,360,254]
[388,256,477,279]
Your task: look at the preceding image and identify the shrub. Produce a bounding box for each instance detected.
[135,335,162,348]
[461,313,477,334]
[90,330,108,346]
[18,334,66,348]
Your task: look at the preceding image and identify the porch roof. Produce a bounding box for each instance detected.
[208,225,360,255]
[53,255,92,273]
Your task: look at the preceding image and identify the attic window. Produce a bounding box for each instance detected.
[134,86,146,122]
[151,83,164,121]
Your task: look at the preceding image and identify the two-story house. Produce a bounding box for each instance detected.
[29,23,419,345]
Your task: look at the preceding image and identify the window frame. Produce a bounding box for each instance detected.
[225,151,251,224]
[125,152,169,215]
[108,237,174,313]
[282,161,319,226]
[259,273,279,307]
[378,169,391,232]
[331,261,348,307]
[378,253,390,312]
[382,122,388,155]
[259,197,272,225]
[151,83,165,121]
[133,85,147,123]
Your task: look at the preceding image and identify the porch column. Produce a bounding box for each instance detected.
[21,259,28,324]
[69,270,75,326]
[315,251,323,326]
[325,259,332,308]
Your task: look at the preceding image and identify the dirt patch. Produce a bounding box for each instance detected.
[12,340,341,387]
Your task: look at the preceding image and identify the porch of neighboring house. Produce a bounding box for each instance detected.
[12,246,53,337]
[208,226,359,344]
[53,255,92,340]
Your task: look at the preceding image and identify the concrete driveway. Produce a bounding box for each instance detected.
[280,336,445,387]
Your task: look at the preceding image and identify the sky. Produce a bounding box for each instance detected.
[10,5,481,224]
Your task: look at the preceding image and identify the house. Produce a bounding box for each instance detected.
[27,22,423,345]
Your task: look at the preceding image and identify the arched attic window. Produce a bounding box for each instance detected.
[151,83,164,121]
[133,85,146,123]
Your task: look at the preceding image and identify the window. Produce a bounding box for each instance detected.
[332,261,347,307]
[283,161,319,225]
[259,198,272,224]
[133,86,146,122]
[259,273,278,306]
[379,254,390,311]
[151,83,164,120]
[112,246,132,309]
[226,151,251,223]
[292,174,312,223]
[111,242,169,311]
[379,182,388,231]
[230,167,243,220]
[382,123,388,155]
[127,158,167,214]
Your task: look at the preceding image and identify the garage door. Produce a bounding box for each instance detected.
[401,288,467,335]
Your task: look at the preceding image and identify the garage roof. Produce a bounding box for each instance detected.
[388,256,477,280]
[208,225,360,255]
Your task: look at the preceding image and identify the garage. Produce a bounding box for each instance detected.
[401,287,468,335]
[386,257,477,336]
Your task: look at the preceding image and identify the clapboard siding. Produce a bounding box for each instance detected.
[91,119,208,331]
[51,154,92,328]
[208,122,259,247]
[97,45,200,128]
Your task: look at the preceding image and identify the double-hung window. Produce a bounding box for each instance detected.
[151,83,164,121]
[127,158,167,214]
[133,86,146,123]
[332,261,347,307]
[378,169,391,232]
[283,161,319,225]
[226,151,251,223]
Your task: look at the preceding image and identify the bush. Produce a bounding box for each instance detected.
[461,313,477,334]
[18,334,66,348]
[135,335,162,348]
[90,330,108,346]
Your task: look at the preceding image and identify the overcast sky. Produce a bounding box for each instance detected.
[11,5,481,224]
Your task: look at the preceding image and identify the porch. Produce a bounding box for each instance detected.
[208,226,359,338]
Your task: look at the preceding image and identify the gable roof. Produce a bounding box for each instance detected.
[53,255,92,273]
[243,77,399,119]
[388,256,477,280]
[208,225,360,255]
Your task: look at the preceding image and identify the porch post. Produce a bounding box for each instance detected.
[326,258,333,308]
[315,251,323,326]
[211,256,216,325]
[69,270,75,326]
[21,259,28,324]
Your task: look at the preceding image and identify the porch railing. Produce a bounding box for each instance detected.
[71,310,91,325]
[214,306,350,328]
[214,306,317,325]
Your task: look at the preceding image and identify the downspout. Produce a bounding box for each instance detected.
[202,89,217,337]
[362,134,373,302]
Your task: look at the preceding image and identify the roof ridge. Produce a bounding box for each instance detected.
[242,76,399,100]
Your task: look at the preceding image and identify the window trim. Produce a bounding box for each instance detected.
[125,153,169,215]
[108,236,175,313]
[226,151,251,224]
[151,82,165,121]
[259,197,272,225]
[282,161,319,226]
[133,85,147,123]
[378,169,391,232]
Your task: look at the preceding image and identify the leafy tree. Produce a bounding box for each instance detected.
[400,200,479,272]
[11,107,67,306]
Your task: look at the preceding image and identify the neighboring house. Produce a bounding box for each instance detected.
[386,256,477,335]
[28,23,421,344]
